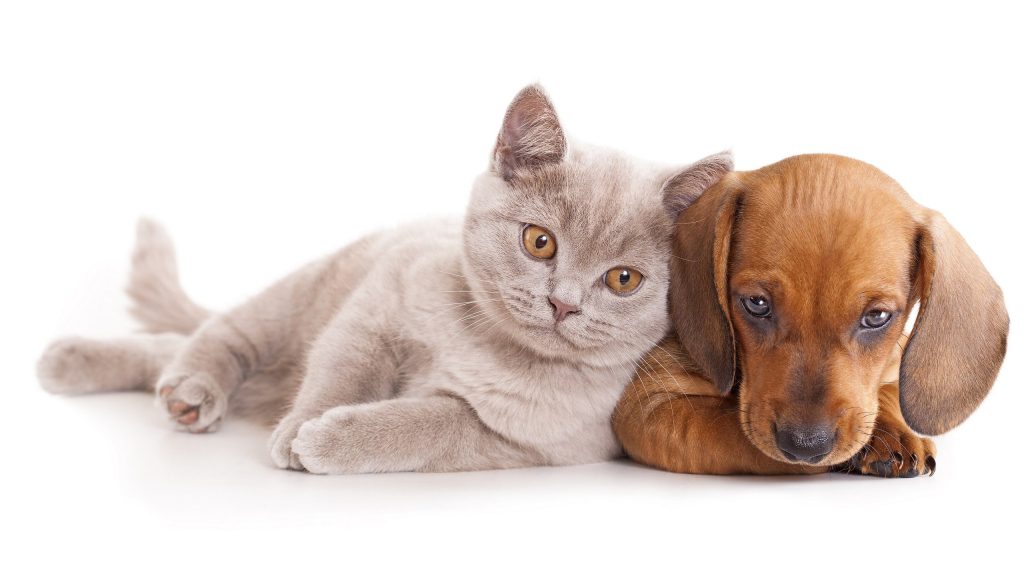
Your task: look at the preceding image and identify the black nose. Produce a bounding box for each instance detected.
[775,425,835,463]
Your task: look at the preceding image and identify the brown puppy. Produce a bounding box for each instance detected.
[613,154,1008,477]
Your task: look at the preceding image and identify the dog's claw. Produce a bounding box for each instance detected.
[851,415,936,479]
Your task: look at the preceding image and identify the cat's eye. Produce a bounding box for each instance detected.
[522,225,556,259]
[605,267,643,294]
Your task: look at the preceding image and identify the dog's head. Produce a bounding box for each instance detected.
[672,154,1008,465]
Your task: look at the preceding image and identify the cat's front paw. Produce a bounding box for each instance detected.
[291,406,364,475]
[155,372,226,433]
[269,412,314,471]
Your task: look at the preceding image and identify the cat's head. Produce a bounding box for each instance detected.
[463,84,731,367]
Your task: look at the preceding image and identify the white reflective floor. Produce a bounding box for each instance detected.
[7,382,1016,575]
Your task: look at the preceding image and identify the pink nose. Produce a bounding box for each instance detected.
[549,296,580,322]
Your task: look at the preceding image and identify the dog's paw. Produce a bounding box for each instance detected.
[269,412,315,471]
[155,372,226,433]
[845,418,936,478]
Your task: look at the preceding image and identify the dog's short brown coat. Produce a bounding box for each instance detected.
[613,154,1008,477]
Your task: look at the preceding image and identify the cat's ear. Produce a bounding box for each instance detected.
[661,152,734,220]
[493,84,567,181]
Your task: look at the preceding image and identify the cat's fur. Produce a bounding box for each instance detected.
[37,85,731,473]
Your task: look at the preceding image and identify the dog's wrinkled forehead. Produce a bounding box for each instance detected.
[732,155,919,282]
[506,147,672,269]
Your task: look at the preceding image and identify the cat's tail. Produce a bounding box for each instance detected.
[127,218,211,334]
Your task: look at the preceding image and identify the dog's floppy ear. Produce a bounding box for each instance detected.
[670,177,743,394]
[899,210,1009,435]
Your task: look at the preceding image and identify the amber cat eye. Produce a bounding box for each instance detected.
[606,267,643,294]
[523,225,556,259]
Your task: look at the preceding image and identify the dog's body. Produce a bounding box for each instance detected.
[614,154,1008,477]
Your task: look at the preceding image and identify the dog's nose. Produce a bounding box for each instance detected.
[775,424,835,463]
[548,296,580,322]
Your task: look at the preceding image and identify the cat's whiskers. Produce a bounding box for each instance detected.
[649,342,706,415]
[380,299,505,346]
[473,316,507,342]
[630,358,663,432]
[434,297,503,310]
[639,353,684,432]
[571,334,608,347]
[461,313,513,347]
[455,308,491,325]
[676,216,710,226]
[452,307,506,340]
[651,342,694,377]
[588,316,619,331]
[581,324,614,340]
[625,358,658,432]
[441,270,501,287]
[668,253,698,263]
[627,357,654,407]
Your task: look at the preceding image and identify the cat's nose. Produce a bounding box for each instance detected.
[548,296,580,323]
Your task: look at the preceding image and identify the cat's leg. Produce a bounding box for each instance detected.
[292,396,541,474]
[155,263,341,432]
[38,334,184,395]
[154,317,258,432]
[267,297,403,470]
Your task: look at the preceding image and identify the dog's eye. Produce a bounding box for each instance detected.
[741,295,771,318]
[522,225,556,259]
[861,309,892,329]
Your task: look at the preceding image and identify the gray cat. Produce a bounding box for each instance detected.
[37,85,731,473]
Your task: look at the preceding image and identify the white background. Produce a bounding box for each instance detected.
[2,1,1021,574]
